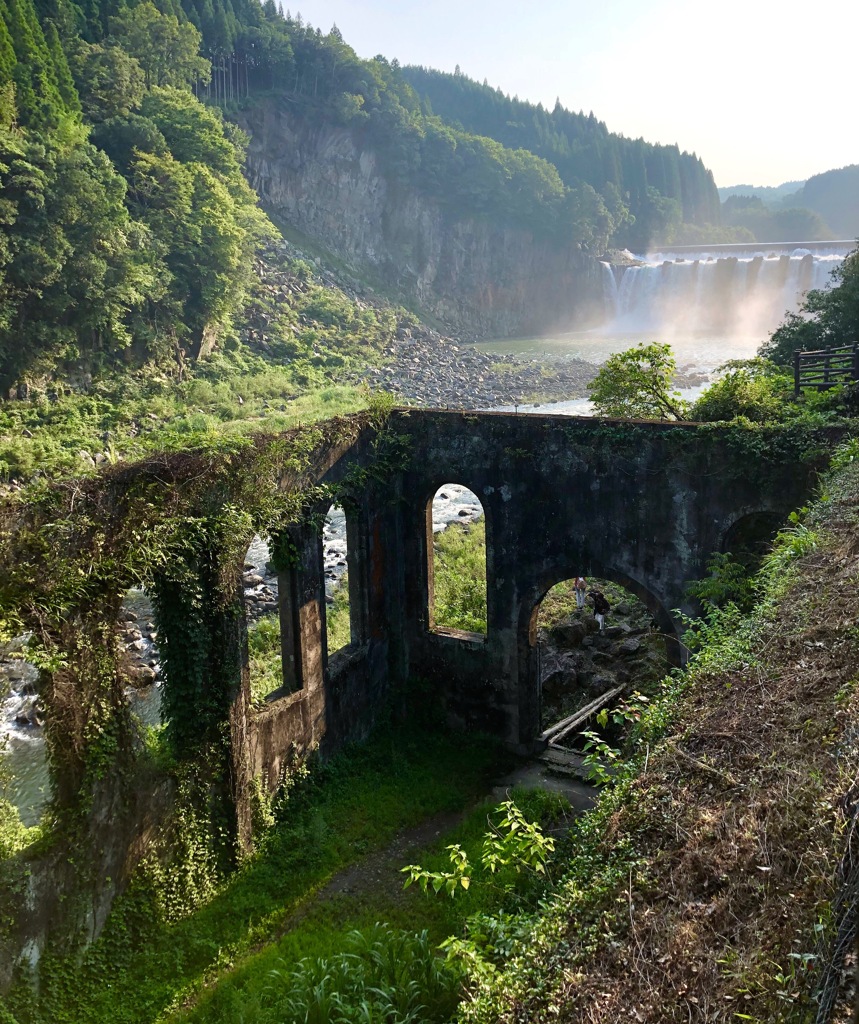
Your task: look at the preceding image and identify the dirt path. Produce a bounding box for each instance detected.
[287,760,595,922]
[175,760,594,1018]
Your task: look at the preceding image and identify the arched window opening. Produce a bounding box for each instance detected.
[698,512,785,613]
[324,504,352,656]
[428,484,487,636]
[534,576,669,742]
[121,587,163,730]
[244,533,284,705]
[1,639,48,828]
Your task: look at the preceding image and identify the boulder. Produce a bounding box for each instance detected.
[618,637,642,656]
[586,674,617,696]
[131,665,157,686]
[551,621,587,648]
[542,667,578,698]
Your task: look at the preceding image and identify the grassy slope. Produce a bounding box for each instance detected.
[9,728,506,1024]
[0,239,402,484]
[463,455,859,1022]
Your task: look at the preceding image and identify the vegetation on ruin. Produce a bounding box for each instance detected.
[446,442,859,1021]
[0,724,508,1024]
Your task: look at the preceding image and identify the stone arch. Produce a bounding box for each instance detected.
[516,562,681,750]
[721,509,785,560]
[424,481,489,638]
[523,565,677,649]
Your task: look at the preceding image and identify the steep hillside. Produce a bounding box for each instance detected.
[401,65,721,250]
[789,165,859,240]
[240,101,605,339]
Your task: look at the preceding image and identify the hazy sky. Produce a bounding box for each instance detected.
[289,0,857,187]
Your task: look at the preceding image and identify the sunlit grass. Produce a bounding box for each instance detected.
[19,727,506,1024]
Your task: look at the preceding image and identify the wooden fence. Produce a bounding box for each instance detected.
[794,343,859,397]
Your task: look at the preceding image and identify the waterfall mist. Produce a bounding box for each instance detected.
[601,243,849,340]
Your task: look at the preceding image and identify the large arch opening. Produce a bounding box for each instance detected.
[426,484,487,637]
[722,510,784,567]
[532,575,671,736]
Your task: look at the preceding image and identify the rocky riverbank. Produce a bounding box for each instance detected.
[347,327,601,410]
[243,238,708,414]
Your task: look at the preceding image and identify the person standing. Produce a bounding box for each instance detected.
[574,576,587,609]
[588,589,610,630]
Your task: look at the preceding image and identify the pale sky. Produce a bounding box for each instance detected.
[290,0,857,187]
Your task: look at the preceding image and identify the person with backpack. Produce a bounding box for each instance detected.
[588,589,610,630]
[574,576,587,609]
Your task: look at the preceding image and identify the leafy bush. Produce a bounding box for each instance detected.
[261,924,462,1024]
[686,551,757,612]
[588,343,688,421]
[691,359,793,423]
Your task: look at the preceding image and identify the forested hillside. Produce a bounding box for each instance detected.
[400,65,722,249]
[787,164,859,239]
[0,0,731,391]
[0,0,272,388]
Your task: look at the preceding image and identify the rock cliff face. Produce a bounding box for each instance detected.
[240,102,604,339]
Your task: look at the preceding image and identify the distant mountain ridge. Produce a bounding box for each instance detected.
[401,65,721,250]
[720,164,859,242]
[718,181,806,204]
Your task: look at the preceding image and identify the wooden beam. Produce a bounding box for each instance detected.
[540,685,625,744]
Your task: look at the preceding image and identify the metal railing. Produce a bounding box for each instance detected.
[794,343,859,397]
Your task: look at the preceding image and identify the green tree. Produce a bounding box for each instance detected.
[70,41,145,121]
[691,358,793,423]
[3,0,65,127]
[43,20,79,112]
[109,1,210,88]
[0,123,155,388]
[588,342,688,420]
[759,247,859,366]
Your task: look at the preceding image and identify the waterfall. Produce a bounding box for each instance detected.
[603,243,849,337]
